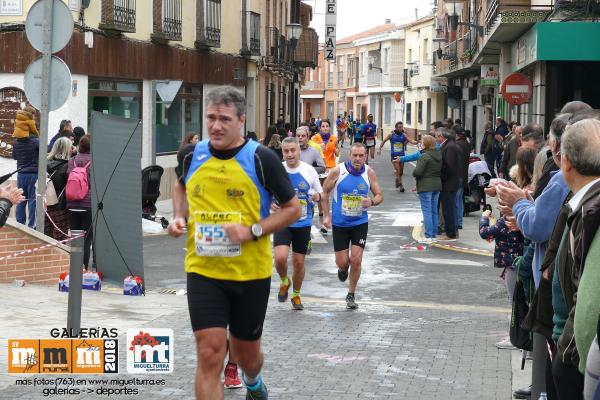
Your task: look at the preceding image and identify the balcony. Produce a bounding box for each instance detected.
[100,0,136,33]
[367,70,382,86]
[294,27,318,68]
[266,27,280,66]
[302,81,324,90]
[152,0,182,42]
[196,0,221,49]
[485,0,552,35]
[247,12,261,56]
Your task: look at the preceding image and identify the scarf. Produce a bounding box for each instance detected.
[345,160,365,176]
[320,132,331,144]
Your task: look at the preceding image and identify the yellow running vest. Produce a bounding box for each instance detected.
[184,140,272,281]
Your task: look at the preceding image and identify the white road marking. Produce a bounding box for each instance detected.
[392,212,423,227]
[310,226,328,244]
[411,257,485,267]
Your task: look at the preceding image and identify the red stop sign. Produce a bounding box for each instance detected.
[501,72,533,105]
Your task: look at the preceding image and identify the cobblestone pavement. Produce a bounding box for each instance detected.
[1,148,515,399]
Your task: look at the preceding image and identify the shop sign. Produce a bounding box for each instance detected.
[0,0,22,15]
[501,72,533,105]
[324,0,337,61]
[480,65,499,87]
[430,77,448,93]
[512,26,538,71]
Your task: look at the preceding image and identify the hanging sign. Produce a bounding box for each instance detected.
[324,0,337,61]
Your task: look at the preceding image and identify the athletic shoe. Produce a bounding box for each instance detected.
[337,267,348,282]
[320,227,329,235]
[346,293,358,310]
[419,238,434,244]
[246,381,268,399]
[291,296,304,310]
[495,338,517,350]
[437,234,457,241]
[399,184,405,192]
[224,363,243,389]
[277,281,290,302]
[395,178,400,188]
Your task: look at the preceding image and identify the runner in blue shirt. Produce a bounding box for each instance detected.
[378,121,417,192]
[361,114,377,164]
[273,137,323,310]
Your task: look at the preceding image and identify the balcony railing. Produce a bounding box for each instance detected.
[302,81,324,90]
[266,27,280,66]
[367,70,382,86]
[205,0,221,47]
[152,0,182,41]
[485,0,552,33]
[410,63,420,76]
[294,27,318,68]
[100,0,136,33]
[248,12,261,56]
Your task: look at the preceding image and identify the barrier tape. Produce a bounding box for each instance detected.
[0,232,85,262]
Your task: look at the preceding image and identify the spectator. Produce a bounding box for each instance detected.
[501,125,523,179]
[48,119,72,152]
[12,106,38,139]
[67,135,95,270]
[412,135,442,242]
[435,128,462,240]
[246,131,258,141]
[514,147,537,190]
[262,125,278,147]
[180,132,199,150]
[454,126,471,229]
[73,126,86,147]
[494,117,509,175]
[0,184,24,228]
[45,137,71,240]
[267,133,283,160]
[13,121,40,228]
[481,122,496,177]
[560,100,591,114]
[284,122,293,137]
[557,118,600,400]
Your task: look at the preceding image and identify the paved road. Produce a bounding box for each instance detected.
[1,146,515,399]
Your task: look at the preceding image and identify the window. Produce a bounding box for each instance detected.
[423,38,429,63]
[369,96,376,118]
[384,97,391,125]
[88,80,142,122]
[155,86,203,154]
[326,101,334,121]
[359,53,364,77]
[337,100,345,117]
[417,101,423,124]
[152,0,182,41]
[406,103,412,125]
[100,0,136,33]
[408,49,412,63]
[383,48,389,74]
[205,0,221,47]
[249,12,261,55]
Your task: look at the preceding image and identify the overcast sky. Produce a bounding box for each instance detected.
[305,0,436,41]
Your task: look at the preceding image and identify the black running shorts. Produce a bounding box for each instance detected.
[273,226,312,255]
[186,273,271,341]
[332,223,369,252]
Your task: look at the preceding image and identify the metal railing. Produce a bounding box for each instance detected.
[302,81,324,90]
[152,0,181,41]
[249,12,261,56]
[101,0,136,32]
[205,0,221,47]
[367,70,382,86]
[266,27,280,65]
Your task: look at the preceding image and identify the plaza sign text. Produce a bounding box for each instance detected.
[324,0,337,61]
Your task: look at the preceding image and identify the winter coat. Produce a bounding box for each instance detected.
[12,110,38,139]
[47,157,69,210]
[412,149,442,193]
[66,153,92,210]
[479,216,524,268]
[0,198,12,228]
[456,137,471,188]
[440,139,462,192]
[12,137,40,173]
[480,129,495,156]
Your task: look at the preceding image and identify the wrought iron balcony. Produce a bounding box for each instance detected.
[100,0,136,33]
[294,27,318,69]
[152,0,182,42]
[248,12,261,56]
[266,27,280,66]
[196,0,221,49]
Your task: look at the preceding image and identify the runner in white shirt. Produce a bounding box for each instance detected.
[272,137,323,310]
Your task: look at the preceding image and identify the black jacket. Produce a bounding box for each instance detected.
[47,158,69,209]
[456,137,471,189]
[0,198,12,228]
[441,139,462,192]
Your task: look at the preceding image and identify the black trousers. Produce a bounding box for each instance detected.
[440,190,457,237]
[69,209,95,268]
[552,350,584,400]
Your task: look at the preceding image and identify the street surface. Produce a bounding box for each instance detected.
[1,146,517,399]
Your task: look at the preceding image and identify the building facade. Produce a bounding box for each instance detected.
[433,0,600,149]
[0,0,317,195]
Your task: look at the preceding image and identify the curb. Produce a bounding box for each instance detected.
[411,225,493,258]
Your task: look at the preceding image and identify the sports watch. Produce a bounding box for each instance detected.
[251,223,263,241]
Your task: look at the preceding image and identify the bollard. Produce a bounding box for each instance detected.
[66,230,85,337]
[531,332,548,399]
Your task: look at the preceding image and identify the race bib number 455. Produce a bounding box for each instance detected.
[194,211,242,257]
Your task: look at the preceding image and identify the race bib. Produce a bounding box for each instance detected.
[393,142,404,153]
[365,138,375,147]
[341,194,363,217]
[299,198,308,220]
[194,211,242,257]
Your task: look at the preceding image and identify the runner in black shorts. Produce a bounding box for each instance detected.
[273,137,323,310]
[168,87,300,399]
[332,223,369,252]
[361,114,378,164]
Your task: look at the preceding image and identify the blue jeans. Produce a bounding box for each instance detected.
[16,173,37,228]
[455,178,464,228]
[418,191,440,238]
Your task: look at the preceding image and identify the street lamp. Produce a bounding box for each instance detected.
[286,23,303,49]
[445,0,464,31]
[286,23,303,129]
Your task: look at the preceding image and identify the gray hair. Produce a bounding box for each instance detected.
[206,86,246,117]
[351,142,367,152]
[435,128,453,139]
[47,137,72,161]
[296,126,309,136]
[561,119,600,176]
[282,137,299,146]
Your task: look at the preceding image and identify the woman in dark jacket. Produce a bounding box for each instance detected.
[45,137,71,240]
[67,134,94,269]
[413,135,442,242]
[12,129,40,228]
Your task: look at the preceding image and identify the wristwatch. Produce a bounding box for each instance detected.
[251,223,263,241]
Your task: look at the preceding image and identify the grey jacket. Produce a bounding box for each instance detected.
[300,146,326,174]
